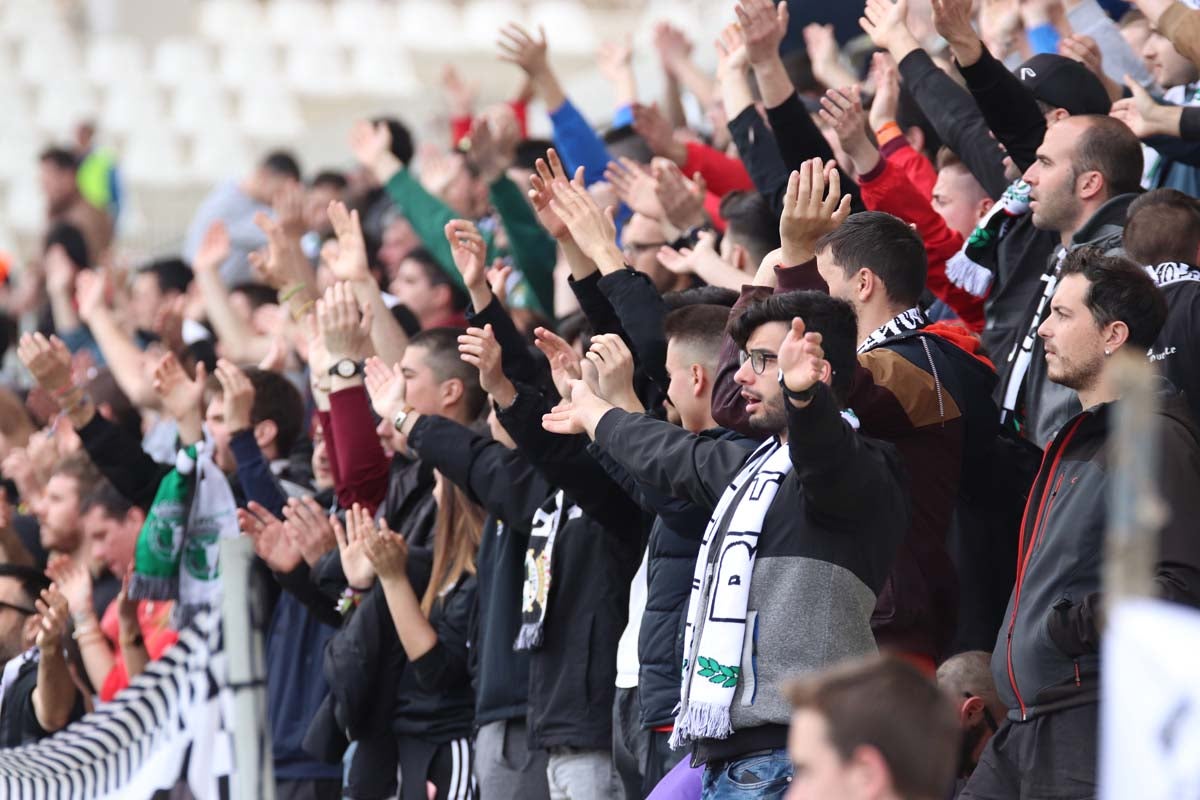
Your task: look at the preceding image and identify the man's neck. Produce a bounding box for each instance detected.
[1076,369,1118,411]
[1060,199,1109,248]
[857,303,910,345]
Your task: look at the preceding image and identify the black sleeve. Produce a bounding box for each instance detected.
[763,93,864,212]
[1182,106,1200,141]
[569,272,629,339]
[274,562,342,627]
[411,576,478,693]
[728,106,792,219]
[597,269,671,394]
[495,384,646,536]
[467,295,549,391]
[957,46,1047,175]
[407,414,550,532]
[76,411,171,511]
[1143,135,1200,168]
[785,383,910,532]
[898,48,1011,199]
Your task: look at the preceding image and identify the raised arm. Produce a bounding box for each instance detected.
[32,587,77,733]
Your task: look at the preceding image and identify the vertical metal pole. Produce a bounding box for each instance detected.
[219,536,275,800]
[1104,352,1168,616]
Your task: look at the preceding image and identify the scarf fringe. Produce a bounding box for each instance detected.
[669,702,733,750]
[171,601,208,630]
[129,573,178,602]
[946,252,994,298]
[513,623,543,651]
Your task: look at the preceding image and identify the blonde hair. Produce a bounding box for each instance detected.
[421,476,484,616]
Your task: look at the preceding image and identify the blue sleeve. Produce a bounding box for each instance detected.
[1026,23,1060,55]
[612,104,634,129]
[230,429,288,514]
[549,99,613,187]
[57,326,105,367]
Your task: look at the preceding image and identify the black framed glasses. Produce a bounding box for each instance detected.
[739,349,778,375]
[0,600,36,616]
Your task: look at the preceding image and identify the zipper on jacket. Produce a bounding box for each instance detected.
[1004,414,1088,721]
[1073,660,1081,687]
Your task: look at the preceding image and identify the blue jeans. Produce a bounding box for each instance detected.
[701,748,792,799]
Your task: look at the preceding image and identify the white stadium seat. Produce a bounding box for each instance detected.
[396,2,464,51]
[188,126,253,183]
[527,2,597,56]
[197,1,265,43]
[85,36,146,86]
[34,80,97,135]
[347,46,419,97]
[169,81,234,135]
[238,87,304,140]
[99,82,165,136]
[218,43,281,88]
[283,44,348,97]
[265,0,332,45]
[151,37,215,88]
[331,1,396,46]
[122,129,186,186]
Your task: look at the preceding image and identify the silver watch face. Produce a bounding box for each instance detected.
[393,410,408,432]
[335,359,357,378]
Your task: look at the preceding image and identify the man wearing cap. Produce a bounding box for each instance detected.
[929,0,1147,447]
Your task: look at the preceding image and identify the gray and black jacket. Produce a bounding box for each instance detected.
[593,383,910,762]
[993,391,1200,721]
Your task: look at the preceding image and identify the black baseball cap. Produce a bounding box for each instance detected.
[1016,54,1112,116]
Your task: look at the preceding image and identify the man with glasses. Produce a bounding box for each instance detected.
[621,213,689,293]
[0,565,84,748]
[542,289,909,798]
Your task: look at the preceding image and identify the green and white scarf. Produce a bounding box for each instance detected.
[130,441,239,625]
[946,179,1032,298]
[670,438,793,749]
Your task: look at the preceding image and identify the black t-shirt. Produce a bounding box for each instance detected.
[0,655,85,749]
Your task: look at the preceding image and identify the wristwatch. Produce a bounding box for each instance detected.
[329,359,363,379]
[778,368,817,403]
[393,406,416,434]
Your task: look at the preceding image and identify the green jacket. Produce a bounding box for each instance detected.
[384,169,558,318]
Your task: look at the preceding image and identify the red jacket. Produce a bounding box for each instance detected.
[858,143,986,332]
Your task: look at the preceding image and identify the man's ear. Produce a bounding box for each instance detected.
[1104,320,1130,352]
[690,363,706,397]
[904,126,926,157]
[976,197,995,221]
[1077,170,1105,202]
[960,695,985,728]
[22,613,39,646]
[848,744,894,797]
[731,244,748,273]
[253,419,278,455]
[818,360,834,387]
[441,377,465,411]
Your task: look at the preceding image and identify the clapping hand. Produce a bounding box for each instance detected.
[332,504,378,590]
[779,158,852,266]
[777,317,829,403]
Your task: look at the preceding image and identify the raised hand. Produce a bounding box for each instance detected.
[192,221,230,276]
[497,23,550,77]
[152,352,207,429]
[803,23,840,73]
[350,119,402,183]
[818,86,879,174]
[735,0,789,67]
[714,22,750,79]
[652,21,693,71]
[362,519,409,583]
[327,201,372,283]
[779,158,853,266]
[604,157,666,222]
[34,586,70,654]
[632,102,687,164]
[534,327,584,399]
[317,282,373,363]
[586,334,642,412]
[441,64,479,119]
[465,111,519,186]
[547,172,623,271]
[239,502,303,574]
[363,356,407,420]
[777,317,828,401]
[487,260,513,307]
[867,52,901,131]
[541,378,612,437]
[1059,34,1121,101]
[444,219,488,294]
[73,266,109,325]
[1111,76,1184,138]
[44,245,76,300]
[458,324,513,403]
[115,570,139,642]
[333,504,377,590]
[281,496,338,567]
[596,38,634,84]
[859,0,919,57]
[930,0,983,66]
[214,359,255,433]
[528,148,583,241]
[653,160,708,231]
[45,553,93,618]
[978,0,1023,58]
[18,332,74,397]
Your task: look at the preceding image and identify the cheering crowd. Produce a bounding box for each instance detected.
[2,0,1200,797]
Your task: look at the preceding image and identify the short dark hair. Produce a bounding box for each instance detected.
[1058,246,1167,350]
[515,139,555,171]
[0,564,50,606]
[409,328,487,419]
[663,285,739,310]
[1072,115,1144,198]
[719,191,781,268]
[729,291,859,404]
[1124,188,1200,266]
[138,257,193,295]
[246,367,305,454]
[372,116,415,166]
[39,146,79,172]
[87,368,142,440]
[260,150,302,181]
[784,654,960,800]
[663,304,731,368]
[229,282,279,310]
[310,170,348,191]
[405,248,468,311]
[80,479,134,521]
[935,146,965,173]
[815,211,927,308]
[44,222,90,269]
